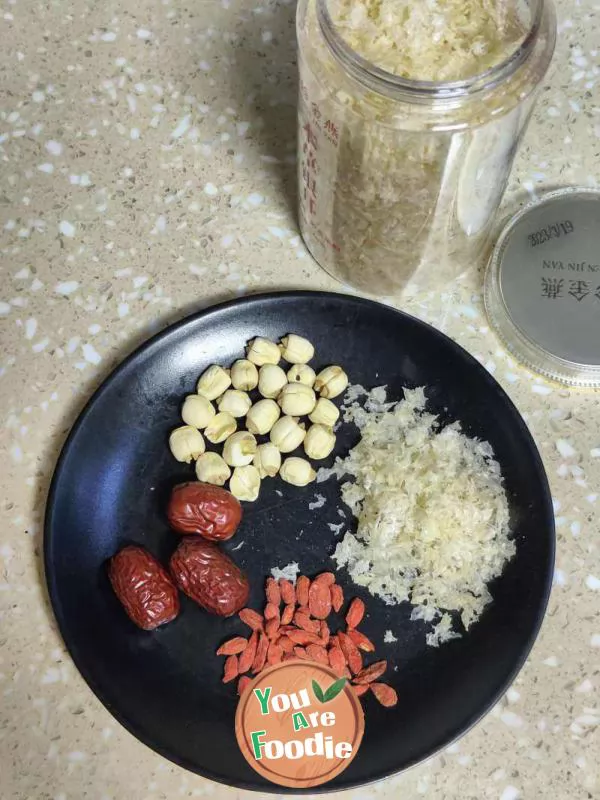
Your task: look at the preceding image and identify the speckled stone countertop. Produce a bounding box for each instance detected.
[1,0,599,797]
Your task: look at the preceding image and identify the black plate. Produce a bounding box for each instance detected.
[45,291,554,792]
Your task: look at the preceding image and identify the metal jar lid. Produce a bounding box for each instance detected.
[484,187,600,388]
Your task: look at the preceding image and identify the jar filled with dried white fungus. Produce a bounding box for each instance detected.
[296,0,556,296]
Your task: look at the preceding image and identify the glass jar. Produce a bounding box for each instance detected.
[296,0,556,296]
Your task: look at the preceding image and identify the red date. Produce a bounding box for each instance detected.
[167,482,242,541]
[170,538,249,617]
[108,545,180,630]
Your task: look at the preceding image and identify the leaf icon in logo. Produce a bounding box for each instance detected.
[312,679,325,703]
[312,677,347,703]
[323,678,347,702]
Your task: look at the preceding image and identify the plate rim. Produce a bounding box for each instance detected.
[44,289,555,793]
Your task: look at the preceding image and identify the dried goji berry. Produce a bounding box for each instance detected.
[370,682,398,707]
[338,631,363,675]
[264,602,280,621]
[293,646,310,660]
[319,620,330,645]
[252,633,269,674]
[265,617,280,639]
[282,652,296,662]
[286,629,311,645]
[353,660,387,685]
[306,644,329,665]
[330,583,344,613]
[313,572,335,587]
[352,683,369,697]
[267,641,283,665]
[281,603,295,625]
[216,636,248,656]
[238,630,258,673]
[279,624,297,634]
[222,654,238,683]
[296,605,310,616]
[294,610,321,634]
[328,646,346,677]
[345,598,365,628]
[279,579,296,605]
[348,651,363,676]
[347,629,375,653]
[308,579,331,620]
[278,635,295,654]
[265,577,281,606]
[237,675,251,695]
[287,629,322,646]
[296,575,310,607]
[239,608,264,631]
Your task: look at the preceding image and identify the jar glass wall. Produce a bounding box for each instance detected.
[296,0,556,296]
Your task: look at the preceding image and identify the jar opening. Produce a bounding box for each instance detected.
[317,0,545,100]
